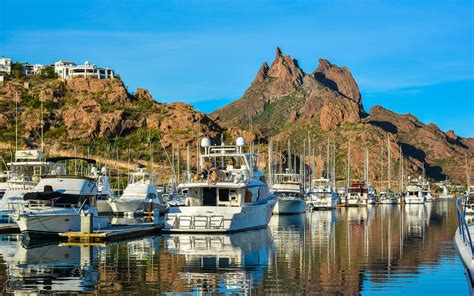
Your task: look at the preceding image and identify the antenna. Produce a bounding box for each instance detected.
[15,95,18,157]
[287,139,291,172]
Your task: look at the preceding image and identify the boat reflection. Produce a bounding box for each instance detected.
[0,235,99,294]
[163,228,273,294]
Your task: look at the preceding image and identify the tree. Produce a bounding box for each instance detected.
[11,62,22,78]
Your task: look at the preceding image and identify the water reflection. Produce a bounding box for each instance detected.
[0,201,468,294]
[0,236,98,294]
[164,229,273,294]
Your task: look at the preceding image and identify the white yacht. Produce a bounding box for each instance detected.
[455,195,474,291]
[271,172,305,214]
[342,181,368,206]
[91,166,115,213]
[305,178,339,209]
[109,169,167,215]
[163,137,277,233]
[0,171,9,200]
[405,181,426,204]
[0,150,64,218]
[421,178,434,202]
[11,175,110,240]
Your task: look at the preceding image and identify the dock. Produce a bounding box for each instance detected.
[59,222,163,242]
[0,223,20,235]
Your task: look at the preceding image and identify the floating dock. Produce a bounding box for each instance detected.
[59,222,163,242]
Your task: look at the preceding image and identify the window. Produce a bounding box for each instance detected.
[218,189,230,202]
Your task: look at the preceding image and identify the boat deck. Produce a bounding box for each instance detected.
[59,222,163,242]
[455,224,474,274]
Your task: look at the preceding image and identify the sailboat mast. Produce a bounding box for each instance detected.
[326,137,330,179]
[186,144,190,182]
[288,139,291,172]
[346,141,351,192]
[268,140,273,186]
[387,136,391,191]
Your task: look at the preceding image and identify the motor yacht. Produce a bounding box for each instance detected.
[163,137,277,233]
[271,172,305,214]
[11,174,110,240]
[305,177,339,210]
[109,168,167,215]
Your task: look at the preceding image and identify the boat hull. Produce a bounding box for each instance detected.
[163,199,276,233]
[14,209,109,240]
[110,199,167,215]
[306,193,338,209]
[273,199,305,214]
[405,197,425,204]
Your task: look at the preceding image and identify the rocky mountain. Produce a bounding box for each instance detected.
[0,49,471,185]
[213,48,472,184]
[0,76,221,170]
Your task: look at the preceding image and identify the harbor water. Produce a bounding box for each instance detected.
[0,200,468,294]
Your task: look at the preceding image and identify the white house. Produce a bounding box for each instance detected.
[54,60,77,79]
[0,57,11,74]
[54,60,115,80]
[22,63,44,76]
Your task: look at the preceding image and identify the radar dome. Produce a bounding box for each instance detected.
[201,137,211,147]
[236,137,246,147]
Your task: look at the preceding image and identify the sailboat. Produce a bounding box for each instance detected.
[270,140,305,214]
[438,178,453,199]
[163,137,277,233]
[379,136,398,204]
[306,139,339,209]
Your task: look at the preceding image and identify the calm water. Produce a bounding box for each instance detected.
[0,200,469,295]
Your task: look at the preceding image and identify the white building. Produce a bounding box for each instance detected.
[0,57,11,74]
[54,60,115,80]
[54,60,77,79]
[22,63,44,76]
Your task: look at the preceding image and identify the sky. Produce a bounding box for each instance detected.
[1,0,473,137]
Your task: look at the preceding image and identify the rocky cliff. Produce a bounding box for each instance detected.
[0,77,221,165]
[212,48,472,184]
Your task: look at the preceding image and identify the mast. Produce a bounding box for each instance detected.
[387,136,391,191]
[332,144,336,189]
[346,141,351,193]
[186,144,190,182]
[268,140,273,186]
[303,139,306,191]
[40,99,44,151]
[287,139,291,172]
[365,146,369,186]
[326,137,330,179]
[15,95,18,156]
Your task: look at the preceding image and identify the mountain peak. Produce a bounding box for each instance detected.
[275,47,283,58]
[313,58,362,106]
[252,62,270,85]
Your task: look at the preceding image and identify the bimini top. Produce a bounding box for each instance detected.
[46,156,97,164]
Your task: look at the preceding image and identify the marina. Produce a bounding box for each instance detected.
[0,200,468,294]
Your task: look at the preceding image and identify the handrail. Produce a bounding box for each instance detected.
[456,195,474,257]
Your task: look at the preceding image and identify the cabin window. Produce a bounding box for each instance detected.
[218,189,230,202]
[202,187,217,206]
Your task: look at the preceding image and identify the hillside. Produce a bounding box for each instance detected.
[0,76,221,177]
[212,48,473,184]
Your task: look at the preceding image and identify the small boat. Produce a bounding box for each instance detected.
[454,195,474,292]
[11,175,110,240]
[109,169,167,215]
[305,178,339,210]
[91,166,115,214]
[271,172,305,214]
[163,137,277,233]
[379,190,399,204]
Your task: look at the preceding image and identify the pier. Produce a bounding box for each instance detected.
[59,222,163,242]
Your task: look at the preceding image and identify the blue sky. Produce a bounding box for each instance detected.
[1,0,473,136]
